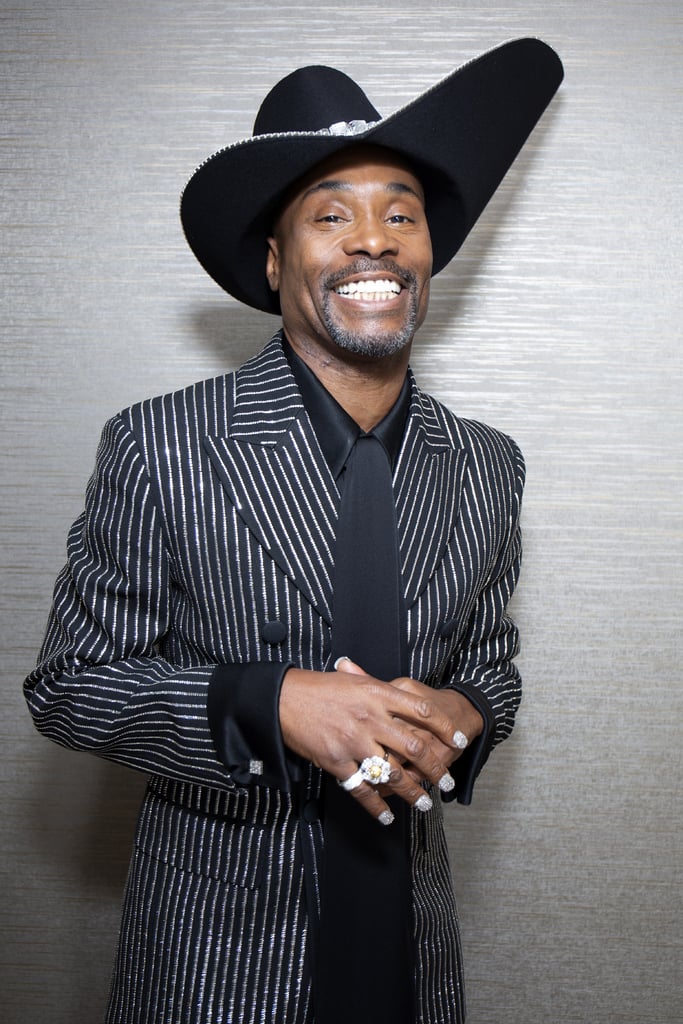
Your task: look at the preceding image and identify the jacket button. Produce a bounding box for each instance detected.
[261,620,287,645]
[302,799,321,823]
[440,618,457,639]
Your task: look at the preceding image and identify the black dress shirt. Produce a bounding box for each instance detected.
[283,337,411,480]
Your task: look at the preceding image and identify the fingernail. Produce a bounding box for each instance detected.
[377,810,395,826]
[438,772,455,793]
[334,656,350,670]
[414,793,433,812]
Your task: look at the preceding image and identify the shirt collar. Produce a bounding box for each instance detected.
[282,336,411,479]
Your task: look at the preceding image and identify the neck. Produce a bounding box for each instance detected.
[284,331,411,432]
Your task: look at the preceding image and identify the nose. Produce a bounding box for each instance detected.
[342,213,398,259]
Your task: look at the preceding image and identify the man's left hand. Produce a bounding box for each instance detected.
[336,658,484,789]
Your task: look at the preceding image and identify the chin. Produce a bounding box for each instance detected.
[334,334,412,359]
[325,313,418,360]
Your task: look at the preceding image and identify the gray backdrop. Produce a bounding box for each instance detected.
[2,2,681,1022]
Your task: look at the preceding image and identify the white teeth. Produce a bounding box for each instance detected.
[334,278,402,300]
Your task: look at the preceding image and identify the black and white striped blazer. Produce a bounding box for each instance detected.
[25,331,524,1024]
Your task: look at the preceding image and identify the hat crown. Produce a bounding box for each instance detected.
[253,65,382,137]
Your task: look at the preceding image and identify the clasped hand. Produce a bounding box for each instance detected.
[279,659,483,823]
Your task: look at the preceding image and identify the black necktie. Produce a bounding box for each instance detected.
[317,431,415,1024]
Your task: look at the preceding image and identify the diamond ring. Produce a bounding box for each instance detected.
[339,754,392,791]
[359,754,392,785]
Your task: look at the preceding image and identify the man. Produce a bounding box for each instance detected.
[25,39,563,1024]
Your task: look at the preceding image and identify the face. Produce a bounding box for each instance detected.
[266,146,432,362]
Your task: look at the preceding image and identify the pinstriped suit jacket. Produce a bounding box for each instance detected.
[25,332,524,1024]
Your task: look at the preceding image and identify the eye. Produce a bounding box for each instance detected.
[316,214,346,223]
[387,214,414,224]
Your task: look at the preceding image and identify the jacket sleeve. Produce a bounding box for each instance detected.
[23,412,292,792]
[442,435,525,804]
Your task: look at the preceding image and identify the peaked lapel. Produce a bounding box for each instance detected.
[203,337,338,624]
[394,378,469,609]
[204,335,468,622]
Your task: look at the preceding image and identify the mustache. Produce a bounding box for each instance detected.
[323,258,417,291]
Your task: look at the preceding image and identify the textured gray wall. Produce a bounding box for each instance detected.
[2,2,681,1022]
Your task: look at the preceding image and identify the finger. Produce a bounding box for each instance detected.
[386,690,473,766]
[348,779,397,825]
[333,656,366,676]
[339,761,397,823]
[384,687,458,749]
[380,762,422,789]
[392,680,477,755]
[379,713,455,789]
[399,729,461,792]
[396,723,467,783]
[381,761,438,794]
[355,755,435,814]
[379,757,436,811]
[337,751,433,822]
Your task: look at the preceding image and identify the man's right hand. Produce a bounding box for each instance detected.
[278,663,460,822]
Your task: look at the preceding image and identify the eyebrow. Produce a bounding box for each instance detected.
[302,179,424,203]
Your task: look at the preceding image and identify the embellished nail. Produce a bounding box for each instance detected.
[438,772,455,793]
[452,729,468,750]
[414,793,433,813]
[377,809,395,826]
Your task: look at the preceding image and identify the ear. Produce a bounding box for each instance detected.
[266,236,280,293]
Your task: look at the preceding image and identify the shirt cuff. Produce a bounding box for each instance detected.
[207,661,302,790]
[441,682,497,805]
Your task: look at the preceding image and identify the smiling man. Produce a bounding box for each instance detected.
[25,41,563,1024]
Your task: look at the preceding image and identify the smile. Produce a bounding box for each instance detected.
[333,278,403,301]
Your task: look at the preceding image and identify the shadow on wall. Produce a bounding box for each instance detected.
[28,741,146,894]
[184,301,278,370]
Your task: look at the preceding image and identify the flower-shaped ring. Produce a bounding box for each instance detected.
[359,754,392,785]
[339,754,392,791]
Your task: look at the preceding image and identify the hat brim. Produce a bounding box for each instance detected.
[180,38,563,314]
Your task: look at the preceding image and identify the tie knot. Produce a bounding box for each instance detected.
[355,429,390,462]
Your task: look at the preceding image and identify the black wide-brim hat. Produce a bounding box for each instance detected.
[181,38,563,314]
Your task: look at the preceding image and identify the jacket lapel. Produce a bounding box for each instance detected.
[204,337,467,622]
[394,378,469,609]
[203,337,338,624]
